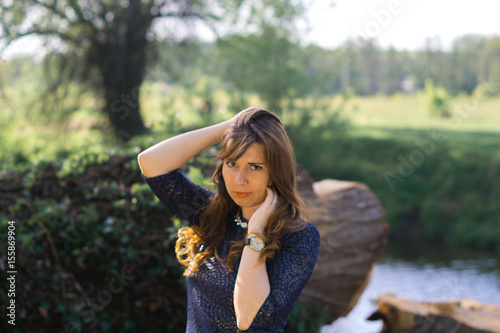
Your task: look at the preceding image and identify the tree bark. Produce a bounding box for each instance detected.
[368,293,500,333]
[98,0,150,141]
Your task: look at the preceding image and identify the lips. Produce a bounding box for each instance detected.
[235,192,250,198]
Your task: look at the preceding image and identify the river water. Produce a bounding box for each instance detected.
[320,241,500,333]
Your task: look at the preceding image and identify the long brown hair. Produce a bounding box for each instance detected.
[175,108,307,276]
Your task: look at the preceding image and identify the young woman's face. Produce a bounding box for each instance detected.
[222,143,271,220]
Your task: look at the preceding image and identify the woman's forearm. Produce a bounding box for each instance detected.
[233,188,276,330]
[234,246,271,331]
[138,120,231,178]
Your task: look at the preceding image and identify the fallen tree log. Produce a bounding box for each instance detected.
[296,168,390,323]
[368,293,500,333]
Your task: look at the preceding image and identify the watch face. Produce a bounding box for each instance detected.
[251,237,265,251]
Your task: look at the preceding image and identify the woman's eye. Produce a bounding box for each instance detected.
[250,165,262,170]
[226,161,236,167]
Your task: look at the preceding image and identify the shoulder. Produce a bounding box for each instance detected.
[142,168,214,196]
[141,168,215,225]
[282,219,320,251]
[270,219,320,271]
[286,218,320,239]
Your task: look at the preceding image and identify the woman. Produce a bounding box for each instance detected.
[138,106,320,332]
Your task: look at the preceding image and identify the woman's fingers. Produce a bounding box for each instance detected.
[230,106,262,125]
[243,106,261,112]
[248,188,277,229]
[265,187,273,204]
[265,187,277,211]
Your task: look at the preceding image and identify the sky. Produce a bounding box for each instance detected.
[2,0,500,59]
[303,0,500,51]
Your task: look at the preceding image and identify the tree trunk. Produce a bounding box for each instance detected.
[98,0,150,141]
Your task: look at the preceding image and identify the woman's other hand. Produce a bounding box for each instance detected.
[248,187,278,233]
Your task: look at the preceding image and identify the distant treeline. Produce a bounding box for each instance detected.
[146,33,500,105]
[3,33,499,113]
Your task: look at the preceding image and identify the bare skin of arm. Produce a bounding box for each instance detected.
[137,120,230,177]
[234,188,277,330]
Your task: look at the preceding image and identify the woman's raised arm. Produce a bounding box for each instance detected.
[137,120,229,178]
[137,106,260,178]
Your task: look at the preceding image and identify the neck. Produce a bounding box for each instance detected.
[241,207,257,221]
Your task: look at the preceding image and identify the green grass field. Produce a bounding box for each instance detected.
[344,93,500,154]
[345,93,500,131]
[343,94,500,166]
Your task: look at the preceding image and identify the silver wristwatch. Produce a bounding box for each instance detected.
[245,236,265,251]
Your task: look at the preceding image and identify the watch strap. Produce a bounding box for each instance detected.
[245,235,265,251]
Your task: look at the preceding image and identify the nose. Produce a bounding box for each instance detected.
[235,168,248,185]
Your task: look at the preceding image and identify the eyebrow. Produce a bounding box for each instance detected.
[226,159,266,165]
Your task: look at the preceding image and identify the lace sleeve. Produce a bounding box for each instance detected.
[141,169,214,226]
[247,222,320,331]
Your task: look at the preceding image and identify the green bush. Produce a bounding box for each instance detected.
[0,149,189,332]
[422,79,451,118]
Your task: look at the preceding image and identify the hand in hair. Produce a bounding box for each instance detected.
[247,187,278,233]
[230,106,262,125]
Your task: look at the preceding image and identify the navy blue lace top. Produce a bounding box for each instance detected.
[142,169,320,332]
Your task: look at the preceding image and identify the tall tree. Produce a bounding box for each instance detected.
[214,0,308,113]
[381,46,402,95]
[216,26,307,113]
[451,35,485,94]
[0,0,239,141]
[480,37,500,88]
[359,38,380,95]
